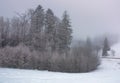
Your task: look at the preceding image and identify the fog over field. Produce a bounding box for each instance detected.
[0,0,120,39]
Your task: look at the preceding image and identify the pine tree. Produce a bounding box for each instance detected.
[57,11,72,53]
[102,38,110,56]
[31,5,44,33]
[45,9,56,52]
[30,5,45,51]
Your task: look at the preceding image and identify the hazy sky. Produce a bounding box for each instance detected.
[0,0,120,39]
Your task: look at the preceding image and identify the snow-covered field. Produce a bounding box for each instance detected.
[0,43,120,83]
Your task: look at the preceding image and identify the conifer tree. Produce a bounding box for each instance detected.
[30,5,45,51]
[57,11,72,53]
[45,9,56,51]
[102,38,110,56]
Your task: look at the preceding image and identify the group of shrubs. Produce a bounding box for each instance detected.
[0,42,100,73]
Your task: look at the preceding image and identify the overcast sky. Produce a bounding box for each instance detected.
[0,0,120,39]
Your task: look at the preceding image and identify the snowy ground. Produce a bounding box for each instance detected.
[0,44,120,83]
[0,59,120,83]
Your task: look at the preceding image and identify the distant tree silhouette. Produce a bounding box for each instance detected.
[102,38,110,56]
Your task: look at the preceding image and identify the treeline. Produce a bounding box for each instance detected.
[0,5,100,72]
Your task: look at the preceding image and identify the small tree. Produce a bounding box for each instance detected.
[102,37,110,56]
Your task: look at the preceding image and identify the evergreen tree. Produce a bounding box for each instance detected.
[102,38,110,56]
[31,5,44,33]
[57,11,72,53]
[45,9,56,51]
[30,5,45,51]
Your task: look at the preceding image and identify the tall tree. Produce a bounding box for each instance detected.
[0,17,10,47]
[0,17,5,47]
[10,17,21,46]
[57,11,72,53]
[3,18,10,46]
[102,37,110,56]
[16,11,31,44]
[45,9,56,51]
[30,5,45,51]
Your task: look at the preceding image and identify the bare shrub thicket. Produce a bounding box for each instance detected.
[70,40,100,72]
[0,44,32,68]
[0,43,100,72]
[0,44,50,70]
